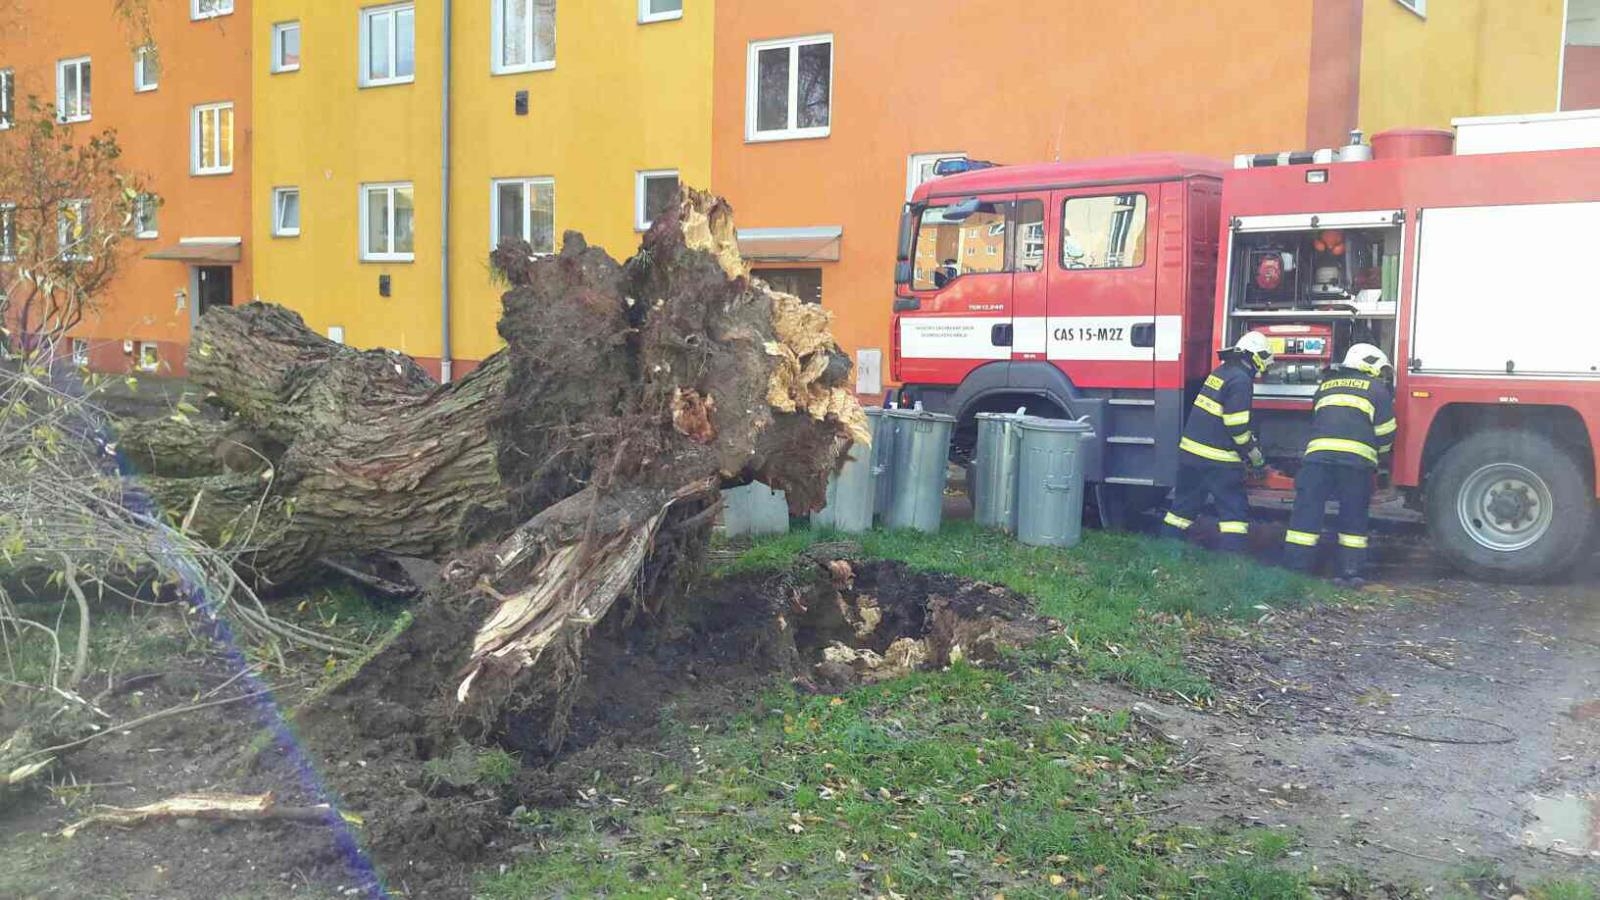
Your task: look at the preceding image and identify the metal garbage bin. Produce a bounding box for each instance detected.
[884,409,955,533]
[972,411,1027,534]
[1015,416,1096,548]
[867,407,895,522]
[722,481,790,537]
[812,438,876,533]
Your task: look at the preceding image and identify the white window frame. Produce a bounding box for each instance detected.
[360,182,415,262]
[191,102,235,176]
[137,341,160,372]
[491,0,556,75]
[56,57,92,123]
[638,0,683,25]
[634,169,679,231]
[134,45,158,92]
[0,203,16,261]
[134,194,158,239]
[71,338,90,368]
[744,34,833,143]
[273,187,301,237]
[490,177,556,254]
[1395,0,1426,17]
[360,3,417,88]
[907,151,964,200]
[0,68,13,130]
[59,199,91,261]
[272,21,302,74]
[192,0,235,21]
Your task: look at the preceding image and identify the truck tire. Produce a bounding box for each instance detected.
[1425,429,1594,583]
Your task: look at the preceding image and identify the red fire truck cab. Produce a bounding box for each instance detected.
[892,115,1600,581]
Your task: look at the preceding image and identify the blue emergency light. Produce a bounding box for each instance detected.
[932,157,1001,177]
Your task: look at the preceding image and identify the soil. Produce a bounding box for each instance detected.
[0,560,1041,899]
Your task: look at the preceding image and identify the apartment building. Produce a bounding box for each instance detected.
[250,0,712,379]
[0,0,252,375]
[712,0,1571,395]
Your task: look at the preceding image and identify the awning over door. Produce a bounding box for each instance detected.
[146,238,243,265]
[736,226,843,262]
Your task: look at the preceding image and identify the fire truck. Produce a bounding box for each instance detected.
[891,112,1600,581]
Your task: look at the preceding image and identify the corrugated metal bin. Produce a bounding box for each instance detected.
[1015,417,1096,548]
[722,482,790,537]
[867,407,895,521]
[884,409,955,533]
[812,438,876,533]
[972,411,1027,534]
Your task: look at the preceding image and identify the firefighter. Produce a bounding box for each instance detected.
[1281,343,1397,586]
[1160,332,1274,552]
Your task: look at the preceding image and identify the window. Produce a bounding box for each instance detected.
[272,22,302,73]
[193,0,234,20]
[0,204,15,261]
[907,152,963,200]
[492,178,555,254]
[56,57,91,123]
[492,0,556,74]
[361,182,415,261]
[756,268,822,305]
[1016,200,1046,272]
[909,199,1045,290]
[134,45,158,92]
[273,187,301,237]
[137,342,160,372]
[635,169,679,231]
[1061,194,1148,269]
[192,102,235,175]
[361,3,416,86]
[746,35,832,141]
[639,0,682,24]
[59,200,90,261]
[0,68,12,129]
[1395,0,1426,17]
[134,194,158,239]
[71,338,89,368]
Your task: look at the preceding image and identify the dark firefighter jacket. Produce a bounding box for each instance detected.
[1179,358,1261,468]
[1302,367,1397,469]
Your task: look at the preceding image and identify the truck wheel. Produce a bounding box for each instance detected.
[1425,429,1594,583]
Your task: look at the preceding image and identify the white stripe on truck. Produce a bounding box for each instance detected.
[899,315,1182,362]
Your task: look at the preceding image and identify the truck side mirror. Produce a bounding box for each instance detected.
[894,260,913,286]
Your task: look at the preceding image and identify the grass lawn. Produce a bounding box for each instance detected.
[484,525,1341,898]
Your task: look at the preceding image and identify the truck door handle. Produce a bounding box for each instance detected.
[1130,322,1156,348]
[991,324,1013,347]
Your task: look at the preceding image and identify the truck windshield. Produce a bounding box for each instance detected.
[911,201,1008,290]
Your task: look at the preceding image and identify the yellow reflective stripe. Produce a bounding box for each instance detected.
[1163,511,1193,530]
[1232,430,1255,446]
[1179,436,1242,463]
[1338,533,1369,549]
[1218,521,1250,535]
[1378,443,1394,454]
[1284,530,1320,547]
[1373,418,1397,437]
[1315,393,1376,418]
[1306,437,1378,464]
[1193,394,1225,417]
[1222,410,1251,426]
[1204,374,1224,390]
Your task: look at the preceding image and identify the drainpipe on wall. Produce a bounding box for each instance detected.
[439,0,455,383]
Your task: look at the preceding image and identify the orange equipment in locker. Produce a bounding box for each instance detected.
[1251,323,1333,385]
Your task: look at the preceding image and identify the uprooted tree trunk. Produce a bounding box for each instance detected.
[127,189,868,747]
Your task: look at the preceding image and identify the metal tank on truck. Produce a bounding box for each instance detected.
[891,112,1600,581]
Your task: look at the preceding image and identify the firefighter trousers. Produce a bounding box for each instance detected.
[1160,463,1251,553]
[1282,461,1372,577]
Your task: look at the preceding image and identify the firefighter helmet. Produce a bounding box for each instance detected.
[1232,331,1275,375]
[1343,343,1391,377]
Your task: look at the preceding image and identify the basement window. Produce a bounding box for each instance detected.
[192,102,235,175]
[746,34,832,142]
[635,169,679,231]
[361,182,415,262]
[72,338,89,368]
[192,0,234,20]
[492,0,556,75]
[0,204,14,261]
[361,3,416,87]
[639,0,682,24]
[56,57,92,123]
[491,177,555,254]
[134,45,158,92]
[138,342,160,372]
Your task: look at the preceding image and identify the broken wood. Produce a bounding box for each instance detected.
[59,791,356,838]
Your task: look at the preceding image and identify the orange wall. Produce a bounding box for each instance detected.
[712,1,1325,380]
[2,0,252,375]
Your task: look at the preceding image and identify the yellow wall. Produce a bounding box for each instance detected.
[252,0,715,372]
[1359,0,1564,134]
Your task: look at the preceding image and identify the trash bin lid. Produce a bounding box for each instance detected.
[884,408,956,423]
[866,406,887,418]
[1015,415,1094,433]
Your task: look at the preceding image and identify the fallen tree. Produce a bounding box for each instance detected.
[130,190,868,745]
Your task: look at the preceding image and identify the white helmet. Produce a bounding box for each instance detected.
[1233,331,1275,374]
[1343,343,1391,377]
